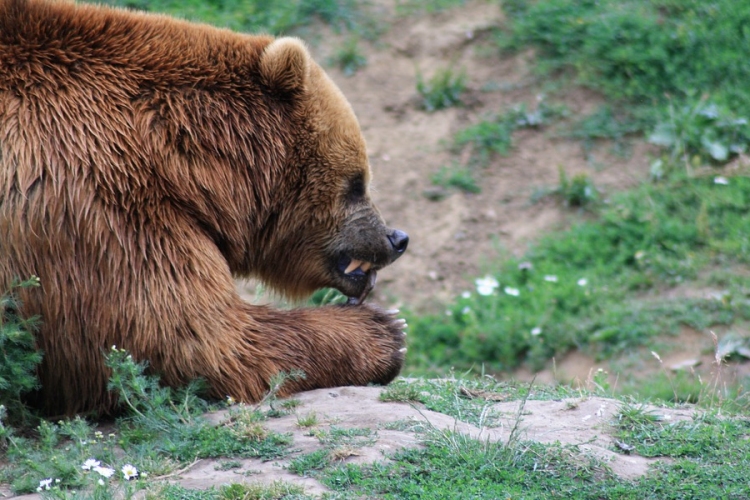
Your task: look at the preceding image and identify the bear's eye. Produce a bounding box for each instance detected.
[346,175,366,203]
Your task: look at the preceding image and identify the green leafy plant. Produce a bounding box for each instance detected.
[296,412,319,428]
[430,164,480,194]
[107,347,292,462]
[308,288,348,305]
[650,97,750,164]
[329,37,367,76]
[416,66,466,112]
[555,166,598,208]
[0,276,42,426]
[566,105,642,160]
[455,102,565,167]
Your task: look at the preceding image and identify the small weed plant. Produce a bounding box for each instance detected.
[432,101,565,194]
[565,105,642,161]
[416,66,466,112]
[430,163,480,194]
[328,37,367,76]
[0,276,42,426]
[0,348,295,496]
[650,97,750,166]
[453,102,565,167]
[555,166,598,208]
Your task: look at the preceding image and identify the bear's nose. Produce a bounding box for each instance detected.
[388,229,409,254]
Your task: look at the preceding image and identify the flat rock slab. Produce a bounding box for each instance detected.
[1,386,697,499]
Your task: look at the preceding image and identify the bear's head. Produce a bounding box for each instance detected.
[256,38,408,304]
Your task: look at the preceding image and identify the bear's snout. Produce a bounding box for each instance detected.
[387,229,409,256]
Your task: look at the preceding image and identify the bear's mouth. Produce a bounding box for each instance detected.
[343,258,372,276]
[337,256,378,305]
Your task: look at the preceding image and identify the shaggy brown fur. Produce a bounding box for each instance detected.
[0,0,408,416]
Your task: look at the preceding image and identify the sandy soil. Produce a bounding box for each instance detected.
[319,1,656,310]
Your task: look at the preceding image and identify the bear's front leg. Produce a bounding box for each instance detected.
[176,301,406,403]
[249,303,407,395]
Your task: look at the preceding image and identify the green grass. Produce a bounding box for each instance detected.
[453,102,566,167]
[565,105,643,161]
[0,349,293,496]
[92,0,373,36]
[292,379,750,499]
[395,0,467,16]
[407,172,750,377]
[150,481,312,500]
[287,449,332,477]
[432,102,566,194]
[380,377,580,427]
[499,0,750,163]
[318,412,750,499]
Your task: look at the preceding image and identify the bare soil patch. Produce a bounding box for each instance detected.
[295,0,659,310]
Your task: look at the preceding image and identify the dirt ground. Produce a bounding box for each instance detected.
[2,2,739,498]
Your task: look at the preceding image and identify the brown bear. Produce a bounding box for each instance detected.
[0,0,409,416]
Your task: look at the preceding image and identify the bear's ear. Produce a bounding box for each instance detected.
[259,37,310,95]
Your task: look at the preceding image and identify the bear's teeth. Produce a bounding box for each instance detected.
[360,261,372,272]
[344,259,363,274]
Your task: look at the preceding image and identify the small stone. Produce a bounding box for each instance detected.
[669,359,702,371]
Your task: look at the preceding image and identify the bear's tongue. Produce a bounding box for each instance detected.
[346,271,377,305]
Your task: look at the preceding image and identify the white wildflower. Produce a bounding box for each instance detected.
[714,176,729,185]
[37,478,53,492]
[504,287,520,297]
[82,458,101,471]
[544,275,558,283]
[94,466,115,479]
[577,278,588,286]
[122,464,139,481]
[461,291,471,299]
[531,327,542,336]
[461,306,471,315]
[475,275,499,296]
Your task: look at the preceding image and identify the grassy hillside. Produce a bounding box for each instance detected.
[2,0,749,498]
